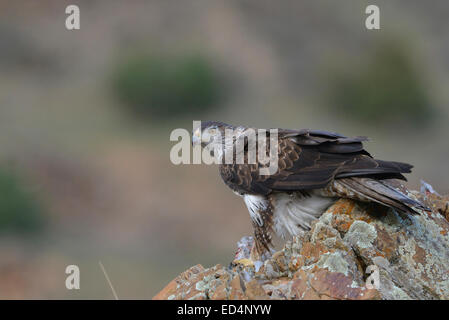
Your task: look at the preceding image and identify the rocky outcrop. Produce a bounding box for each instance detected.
[154,186,449,300]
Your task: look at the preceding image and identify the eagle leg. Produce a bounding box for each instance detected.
[252,221,273,257]
[242,194,275,260]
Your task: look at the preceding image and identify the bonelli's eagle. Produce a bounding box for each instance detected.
[192,121,429,255]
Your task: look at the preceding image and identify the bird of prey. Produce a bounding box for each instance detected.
[192,121,429,255]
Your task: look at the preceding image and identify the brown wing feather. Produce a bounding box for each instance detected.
[219,129,413,195]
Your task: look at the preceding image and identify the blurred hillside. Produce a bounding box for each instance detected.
[0,0,448,298]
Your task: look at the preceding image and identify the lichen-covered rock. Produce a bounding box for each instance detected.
[154,188,449,300]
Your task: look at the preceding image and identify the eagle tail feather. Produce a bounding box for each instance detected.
[337,177,430,214]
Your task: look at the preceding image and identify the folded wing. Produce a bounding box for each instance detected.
[221,129,414,196]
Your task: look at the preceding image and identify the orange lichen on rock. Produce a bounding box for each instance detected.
[329,199,355,216]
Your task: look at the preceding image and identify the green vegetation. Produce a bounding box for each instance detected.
[327,40,435,126]
[113,53,221,119]
[0,167,45,234]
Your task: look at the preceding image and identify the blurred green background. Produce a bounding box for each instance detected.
[0,0,448,298]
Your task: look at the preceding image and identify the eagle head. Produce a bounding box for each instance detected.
[192,121,234,148]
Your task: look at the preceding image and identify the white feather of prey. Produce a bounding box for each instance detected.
[243,192,336,240]
[243,194,268,227]
[272,192,336,238]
